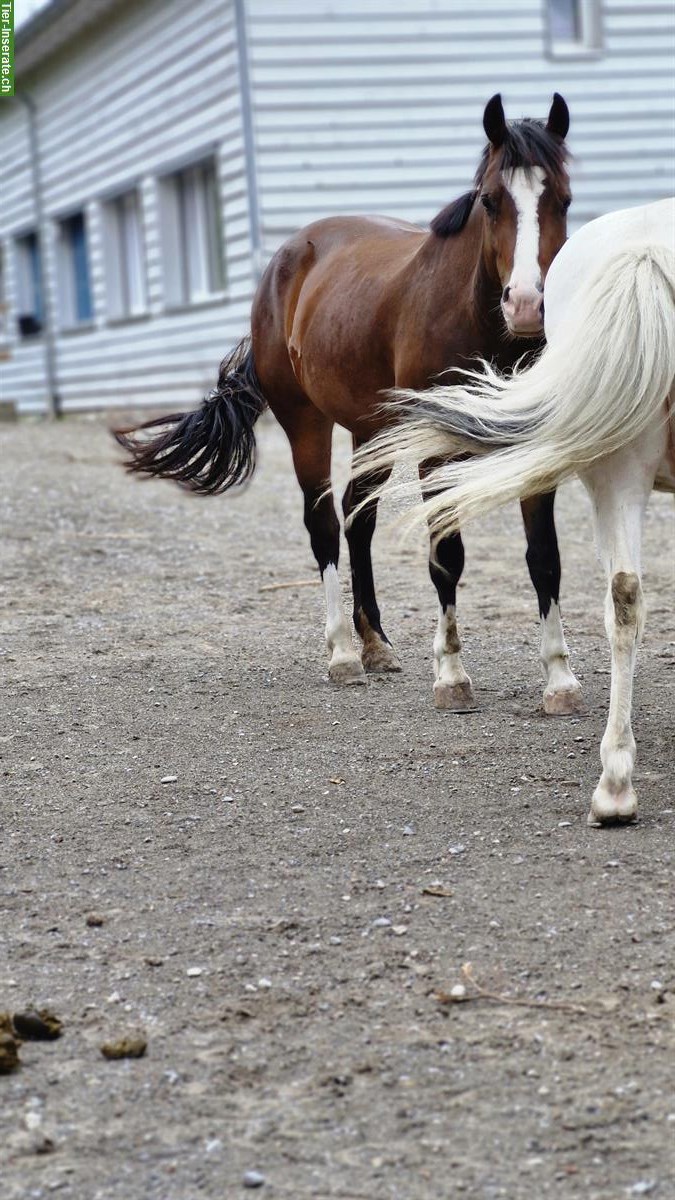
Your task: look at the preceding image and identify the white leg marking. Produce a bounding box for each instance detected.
[323,564,365,685]
[541,602,583,715]
[502,167,546,332]
[591,575,642,825]
[432,604,476,711]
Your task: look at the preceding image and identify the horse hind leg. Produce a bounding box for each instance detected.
[589,569,643,826]
[582,448,656,827]
[342,457,401,674]
[289,413,365,686]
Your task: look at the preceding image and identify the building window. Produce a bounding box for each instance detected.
[549,0,580,40]
[0,246,6,343]
[546,0,602,56]
[159,158,224,306]
[15,231,44,338]
[103,190,147,320]
[57,211,93,326]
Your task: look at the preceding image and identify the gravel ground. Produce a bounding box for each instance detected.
[1,413,674,1200]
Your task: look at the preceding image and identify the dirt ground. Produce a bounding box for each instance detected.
[1,413,674,1200]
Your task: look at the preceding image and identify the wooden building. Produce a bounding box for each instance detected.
[2,0,674,414]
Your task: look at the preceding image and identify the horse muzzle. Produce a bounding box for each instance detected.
[502,286,545,337]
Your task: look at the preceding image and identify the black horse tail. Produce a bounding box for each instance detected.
[112,337,268,495]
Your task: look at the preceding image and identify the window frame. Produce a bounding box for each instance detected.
[158,154,226,310]
[103,188,148,323]
[0,244,7,346]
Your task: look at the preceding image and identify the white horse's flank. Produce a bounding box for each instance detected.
[357,198,675,825]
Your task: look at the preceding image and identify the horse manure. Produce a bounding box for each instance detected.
[220,1005,254,1023]
[0,1030,21,1073]
[100,1035,147,1060]
[13,1009,63,1041]
[34,1136,56,1155]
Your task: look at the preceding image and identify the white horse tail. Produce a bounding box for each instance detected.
[355,243,675,537]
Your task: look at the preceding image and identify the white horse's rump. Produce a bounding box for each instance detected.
[355,198,675,824]
[357,203,675,532]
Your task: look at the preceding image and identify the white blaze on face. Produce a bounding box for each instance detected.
[504,165,546,289]
[501,166,546,332]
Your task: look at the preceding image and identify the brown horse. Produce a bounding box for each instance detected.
[115,93,582,715]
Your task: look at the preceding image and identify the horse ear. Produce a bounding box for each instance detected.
[483,93,507,147]
[546,92,570,140]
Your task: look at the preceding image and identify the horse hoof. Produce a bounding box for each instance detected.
[362,642,402,674]
[433,680,477,712]
[543,685,584,716]
[587,784,638,827]
[329,656,367,686]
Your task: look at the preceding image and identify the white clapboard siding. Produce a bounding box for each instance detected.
[2,0,674,414]
[247,0,675,252]
[1,0,254,414]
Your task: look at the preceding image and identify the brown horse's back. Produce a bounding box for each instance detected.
[251,215,427,434]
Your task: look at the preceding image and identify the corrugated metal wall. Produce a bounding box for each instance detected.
[246,0,675,256]
[2,0,254,414]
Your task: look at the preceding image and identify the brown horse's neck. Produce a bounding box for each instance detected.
[406,206,504,349]
[475,236,505,326]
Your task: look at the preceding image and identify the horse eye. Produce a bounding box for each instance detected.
[560,197,572,215]
[481,194,496,215]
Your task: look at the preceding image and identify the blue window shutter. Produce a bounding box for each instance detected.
[71,214,93,322]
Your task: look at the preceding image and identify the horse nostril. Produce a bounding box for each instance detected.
[536,278,544,294]
[539,300,545,320]
[502,286,511,303]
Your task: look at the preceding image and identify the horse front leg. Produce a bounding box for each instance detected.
[581,452,657,826]
[428,529,476,711]
[419,464,475,710]
[342,458,401,673]
[303,485,365,686]
[290,416,365,685]
[521,493,583,715]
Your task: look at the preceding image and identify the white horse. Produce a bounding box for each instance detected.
[356,198,675,826]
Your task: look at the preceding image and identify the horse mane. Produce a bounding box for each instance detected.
[431,119,570,239]
[430,191,476,237]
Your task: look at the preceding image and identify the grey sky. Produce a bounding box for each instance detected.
[15,0,51,29]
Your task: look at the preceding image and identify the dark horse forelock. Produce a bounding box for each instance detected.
[483,119,570,184]
[431,120,570,238]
